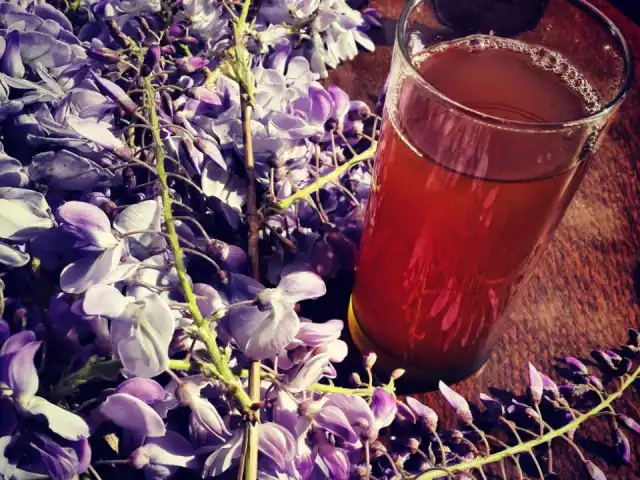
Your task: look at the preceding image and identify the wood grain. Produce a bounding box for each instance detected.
[327,0,640,477]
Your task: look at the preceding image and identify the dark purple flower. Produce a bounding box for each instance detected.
[565,357,588,375]
[614,428,631,463]
[479,393,505,418]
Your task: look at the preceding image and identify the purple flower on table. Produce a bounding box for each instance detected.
[57,201,137,294]
[129,430,198,480]
[83,284,175,378]
[403,396,439,431]
[177,378,230,441]
[258,423,300,479]
[1,433,91,480]
[113,198,167,259]
[323,393,376,442]
[229,271,326,360]
[100,392,166,437]
[203,429,244,477]
[1,31,25,78]
[528,363,544,404]
[479,393,505,418]
[0,336,90,441]
[370,388,397,430]
[439,381,473,425]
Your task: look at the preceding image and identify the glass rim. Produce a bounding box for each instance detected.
[396,0,635,132]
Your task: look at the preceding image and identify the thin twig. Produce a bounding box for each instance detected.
[417,367,640,479]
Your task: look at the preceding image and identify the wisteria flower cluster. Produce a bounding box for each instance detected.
[0,0,637,479]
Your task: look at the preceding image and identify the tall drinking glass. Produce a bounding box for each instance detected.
[348,0,633,386]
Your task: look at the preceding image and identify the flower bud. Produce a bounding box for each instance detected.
[407,437,420,453]
[363,351,377,370]
[129,449,150,469]
[390,368,406,381]
[564,356,588,375]
[350,372,363,386]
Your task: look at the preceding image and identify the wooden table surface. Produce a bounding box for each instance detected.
[327,0,640,477]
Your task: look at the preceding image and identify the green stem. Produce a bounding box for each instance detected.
[143,76,252,412]
[416,366,640,479]
[168,359,192,371]
[273,141,377,210]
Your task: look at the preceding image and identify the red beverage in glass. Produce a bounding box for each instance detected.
[349,28,631,386]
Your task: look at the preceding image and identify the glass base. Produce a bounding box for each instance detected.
[347,296,491,392]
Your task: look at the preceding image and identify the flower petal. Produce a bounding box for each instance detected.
[0,187,52,242]
[203,429,243,477]
[439,381,473,425]
[258,423,296,471]
[528,363,544,404]
[100,393,166,437]
[324,394,374,441]
[83,284,129,318]
[116,378,166,404]
[371,388,397,430]
[8,341,40,401]
[276,271,326,305]
[315,406,357,443]
[57,201,118,249]
[296,319,343,347]
[116,295,174,378]
[229,301,300,361]
[0,330,36,356]
[113,199,166,257]
[135,431,196,468]
[26,396,90,440]
[318,445,350,480]
[60,242,124,294]
[286,352,331,393]
[66,116,124,151]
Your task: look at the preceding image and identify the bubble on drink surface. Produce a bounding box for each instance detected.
[414,34,603,115]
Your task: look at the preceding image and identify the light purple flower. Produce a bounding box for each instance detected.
[129,430,197,480]
[3,339,90,440]
[439,381,473,425]
[0,187,53,242]
[229,271,326,360]
[405,396,438,431]
[371,388,397,430]
[99,393,166,437]
[83,284,175,378]
[177,380,230,440]
[528,363,544,404]
[203,429,244,477]
[324,393,375,442]
[259,423,299,478]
